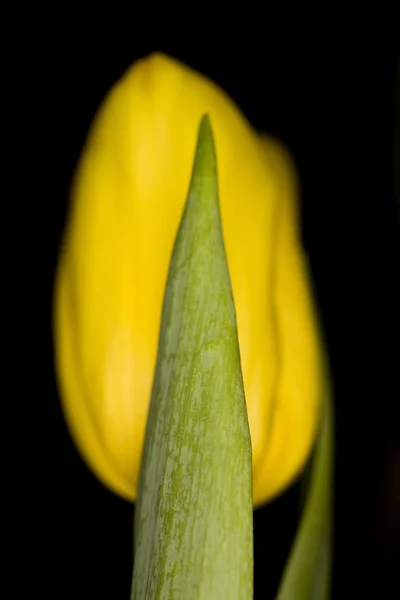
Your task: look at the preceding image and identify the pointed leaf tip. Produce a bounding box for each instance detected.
[188,113,217,200]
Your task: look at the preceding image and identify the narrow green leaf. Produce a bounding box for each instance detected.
[275,354,333,600]
[131,116,253,600]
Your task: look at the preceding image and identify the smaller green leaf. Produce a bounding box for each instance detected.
[275,354,333,600]
[131,115,253,600]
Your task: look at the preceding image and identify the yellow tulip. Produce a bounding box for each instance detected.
[54,53,322,507]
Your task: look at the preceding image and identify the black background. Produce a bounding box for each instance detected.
[20,20,399,600]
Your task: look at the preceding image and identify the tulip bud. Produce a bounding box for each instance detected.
[54,52,322,506]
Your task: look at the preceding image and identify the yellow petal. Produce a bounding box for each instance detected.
[252,138,322,505]
[54,53,322,505]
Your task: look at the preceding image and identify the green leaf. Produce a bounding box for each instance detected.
[131,116,253,600]
[275,355,334,600]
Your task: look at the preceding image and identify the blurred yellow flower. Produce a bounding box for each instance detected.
[53,53,322,507]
